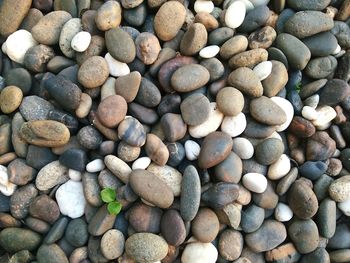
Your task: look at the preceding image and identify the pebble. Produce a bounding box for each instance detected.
[125,233,168,262]
[135,32,161,65]
[317,198,336,239]
[270,97,294,132]
[214,152,242,183]
[130,169,174,208]
[225,1,246,29]
[219,229,243,261]
[299,161,328,180]
[180,165,201,221]
[3,30,38,64]
[288,219,319,254]
[338,199,350,216]
[232,137,254,159]
[255,138,284,165]
[274,203,293,222]
[101,229,125,260]
[221,113,247,137]
[65,218,88,247]
[19,96,54,121]
[10,184,37,219]
[229,48,268,69]
[71,31,91,52]
[37,244,69,263]
[132,157,151,170]
[161,209,186,246]
[245,220,287,253]
[216,87,244,116]
[228,67,263,97]
[267,154,291,180]
[104,53,130,77]
[88,205,116,236]
[0,227,41,253]
[302,106,319,121]
[253,61,272,81]
[97,95,127,128]
[184,140,201,161]
[329,175,350,202]
[95,1,122,31]
[29,195,60,224]
[180,23,208,56]
[192,208,219,243]
[59,18,82,58]
[194,0,214,13]
[129,203,162,233]
[105,28,135,63]
[0,86,23,114]
[242,173,268,193]
[306,131,336,161]
[59,148,87,172]
[199,45,220,58]
[78,56,109,88]
[319,79,350,106]
[182,242,218,263]
[250,96,287,126]
[86,159,105,173]
[35,160,69,191]
[202,182,239,209]
[118,117,146,147]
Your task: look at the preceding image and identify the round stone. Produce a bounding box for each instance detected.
[101,229,125,260]
[253,61,272,81]
[0,86,23,114]
[216,87,244,116]
[95,1,122,31]
[255,138,284,165]
[274,203,293,222]
[145,134,169,166]
[288,219,319,254]
[105,28,136,63]
[329,175,350,202]
[182,242,218,263]
[180,23,208,56]
[135,32,161,65]
[160,209,186,246]
[181,93,210,126]
[242,173,268,193]
[97,95,127,128]
[221,113,247,137]
[232,137,254,159]
[192,208,220,243]
[225,1,246,29]
[199,45,220,59]
[78,56,109,88]
[71,31,91,52]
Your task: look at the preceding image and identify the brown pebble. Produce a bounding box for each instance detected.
[192,208,220,243]
[78,56,109,89]
[0,86,23,114]
[194,12,219,31]
[229,48,268,69]
[135,32,161,65]
[97,95,127,128]
[145,134,169,166]
[216,87,244,116]
[180,23,208,56]
[115,71,141,103]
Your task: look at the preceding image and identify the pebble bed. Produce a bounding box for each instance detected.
[0,0,349,262]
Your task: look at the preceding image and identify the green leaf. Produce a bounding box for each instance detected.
[295,82,302,93]
[101,188,116,203]
[107,201,122,215]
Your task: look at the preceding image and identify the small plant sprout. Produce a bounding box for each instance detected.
[100,188,122,215]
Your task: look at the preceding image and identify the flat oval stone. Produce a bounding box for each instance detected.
[216,87,244,116]
[180,23,208,56]
[115,71,141,103]
[10,184,38,219]
[288,180,319,219]
[241,204,265,233]
[214,152,242,183]
[319,79,350,106]
[275,33,311,70]
[198,131,233,169]
[0,86,23,114]
[302,32,338,57]
[288,219,319,254]
[229,48,268,69]
[219,229,244,261]
[135,77,161,108]
[245,220,287,253]
[228,67,263,97]
[135,32,161,65]
[306,131,336,161]
[105,28,136,63]
[118,117,146,147]
[171,64,210,93]
[288,116,316,138]
[250,96,287,126]
[181,93,210,126]
[181,242,218,263]
[128,203,162,233]
[20,120,70,147]
[37,244,69,263]
[262,61,288,97]
[305,56,338,79]
[255,138,284,165]
[145,134,169,166]
[242,173,268,193]
[78,56,109,88]
[220,35,248,60]
[161,209,186,246]
[160,113,187,142]
[44,75,82,111]
[317,198,336,239]
[97,95,127,128]
[221,113,247,137]
[88,204,116,236]
[225,1,246,29]
[201,182,239,209]
[329,175,350,202]
[239,5,270,33]
[95,1,122,31]
[101,229,124,260]
[0,227,41,254]
[32,11,72,45]
[125,233,168,263]
[192,208,220,243]
[285,11,334,39]
[19,96,54,121]
[129,170,174,208]
[154,1,186,41]
[29,195,60,224]
[180,165,201,221]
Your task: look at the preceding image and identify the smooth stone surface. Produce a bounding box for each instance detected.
[274,203,293,222]
[0,86,23,114]
[192,208,220,243]
[129,203,162,233]
[329,175,350,202]
[305,56,338,79]
[105,28,136,63]
[319,79,350,106]
[242,173,268,193]
[88,205,116,236]
[65,218,88,247]
[29,195,60,224]
[299,161,328,180]
[78,56,109,88]
[268,154,291,180]
[118,117,146,147]
[245,220,287,253]
[59,148,87,172]
[198,131,233,169]
[0,227,41,253]
[104,53,130,77]
[201,182,239,209]
[214,152,242,183]
[19,96,54,121]
[253,61,272,81]
[36,244,69,263]
[71,31,91,52]
[250,96,287,126]
[225,1,246,29]
[317,198,336,239]
[125,233,168,262]
[97,95,127,128]
[180,23,208,56]
[181,165,201,221]
[182,242,218,263]
[255,138,284,165]
[35,160,69,191]
[216,87,244,116]
[228,67,263,97]
[101,229,125,260]
[302,32,338,57]
[306,131,336,161]
[288,219,319,254]
[232,137,254,159]
[221,113,247,137]
[161,209,186,246]
[181,93,210,126]
[59,18,82,58]
[241,204,265,233]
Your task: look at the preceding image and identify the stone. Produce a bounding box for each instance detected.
[35,160,69,191]
[37,244,69,263]
[302,32,338,57]
[101,229,125,260]
[59,148,87,172]
[161,113,187,142]
[253,61,272,81]
[216,87,244,116]
[181,93,210,126]
[317,198,336,239]
[319,79,350,106]
[88,205,116,236]
[266,243,301,263]
[288,219,319,254]
[95,1,122,31]
[192,208,220,243]
[130,169,174,208]
[181,165,201,221]
[58,18,82,58]
[180,23,208,56]
[239,5,270,32]
[285,11,334,39]
[118,117,146,147]
[199,45,220,59]
[242,173,268,193]
[198,131,233,169]
[274,203,293,222]
[299,161,328,180]
[182,242,218,263]
[268,154,291,180]
[129,203,162,233]
[4,30,38,64]
[161,209,186,246]
[245,220,287,253]
[214,152,242,183]
[0,86,23,114]
[104,53,130,77]
[56,180,86,219]
[32,11,72,45]
[201,182,239,209]
[286,0,331,11]
[145,134,169,166]
[78,56,109,88]
[71,31,91,52]
[65,218,88,247]
[219,229,243,261]
[82,172,102,207]
[229,48,268,69]
[19,96,54,121]
[288,180,319,219]
[232,137,254,159]
[250,96,287,126]
[0,227,41,253]
[255,138,284,165]
[10,184,38,219]
[115,71,141,103]
[77,126,103,150]
[97,95,127,128]
[305,56,338,79]
[225,1,246,29]
[228,67,263,97]
[329,175,350,202]
[105,28,136,63]
[306,131,336,161]
[29,195,60,224]
[221,113,247,138]
[132,157,151,170]
[135,77,161,108]
[135,32,161,65]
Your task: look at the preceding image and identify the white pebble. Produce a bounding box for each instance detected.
[182,242,218,263]
[69,169,82,181]
[132,157,151,170]
[225,1,246,29]
[189,103,224,138]
[338,199,350,216]
[71,31,91,52]
[266,131,283,141]
[232,137,254,159]
[221,112,247,137]
[105,53,130,77]
[332,44,341,55]
[56,180,86,219]
[194,0,214,13]
[231,0,254,11]
[185,140,201,161]
[199,45,220,58]
[334,49,346,58]
[275,203,293,222]
[253,61,272,81]
[302,106,318,121]
[267,154,291,180]
[0,182,16,196]
[312,106,337,128]
[5,29,38,63]
[242,173,268,193]
[303,94,319,109]
[271,97,294,132]
[0,165,8,186]
[86,159,105,173]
